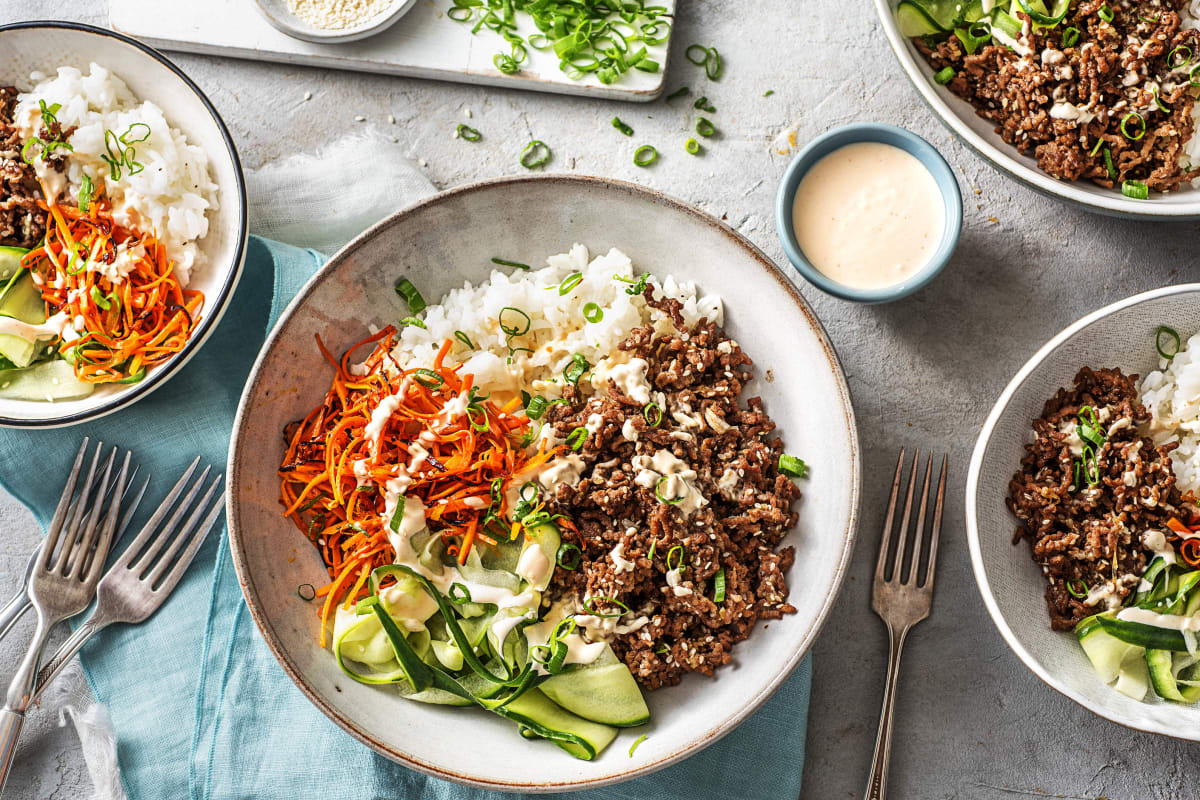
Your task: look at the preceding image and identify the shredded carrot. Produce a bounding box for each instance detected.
[19,184,203,383]
[1182,538,1200,569]
[279,332,543,643]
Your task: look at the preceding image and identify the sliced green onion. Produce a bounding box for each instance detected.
[88,284,111,310]
[582,302,604,323]
[629,734,648,757]
[704,47,722,80]
[525,395,549,420]
[456,124,482,141]
[566,426,588,450]
[399,316,426,328]
[1061,26,1080,48]
[666,545,685,572]
[1089,138,1105,157]
[1015,0,1070,24]
[520,139,552,169]
[655,475,683,505]
[1154,88,1171,113]
[684,44,709,66]
[413,368,444,388]
[448,583,472,604]
[1121,180,1149,200]
[684,137,701,155]
[764,89,775,97]
[297,583,316,601]
[779,454,807,478]
[77,174,94,214]
[1157,325,1182,360]
[713,568,726,603]
[1098,4,1113,21]
[666,86,690,102]
[454,330,475,349]
[1192,63,1200,87]
[1066,579,1089,599]
[115,368,145,385]
[395,277,425,314]
[564,352,590,385]
[499,306,532,336]
[556,542,582,570]
[934,66,956,85]
[1103,147,1117,181]
[634,144,659,166]
[389,496,407,532]
[696,117,715,137]
[612,117,634,136]
[694,96,715,112]
[643,402,663,427]
[582,595,630,618]
[120,122,151,144]
[492,257,530,270]
[1170,45,1193,69]
[558,271,583,295]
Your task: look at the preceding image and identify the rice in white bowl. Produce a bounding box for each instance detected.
[387,244,724,402]
[1140,330,1200,493]
[14,62,219,284]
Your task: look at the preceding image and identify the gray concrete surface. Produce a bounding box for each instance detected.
[4,1,1200,798]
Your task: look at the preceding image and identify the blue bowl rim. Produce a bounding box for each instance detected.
[774,122,963,303]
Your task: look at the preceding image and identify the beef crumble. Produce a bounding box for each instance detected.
[915,0,1200,192]
[1006,367,1184,630]
[0,86,47,248]
[541,288,800,689]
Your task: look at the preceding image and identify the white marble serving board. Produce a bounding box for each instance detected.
[108,0,673,102]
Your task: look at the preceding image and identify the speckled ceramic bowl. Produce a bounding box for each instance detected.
[0,21,247,428]
[968,284,1200,740]
[227,175,861,790]
[253,0,418,44]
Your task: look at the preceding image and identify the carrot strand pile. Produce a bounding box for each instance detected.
[278,329,550,645]
[19,184,203,383]
[1167,517,1200,568]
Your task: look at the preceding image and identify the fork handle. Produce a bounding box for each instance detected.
[864,623,910,800]
[0,709,26,791]
[31,617,108,704]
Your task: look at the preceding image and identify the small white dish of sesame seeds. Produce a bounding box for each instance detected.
[254,0,419,44]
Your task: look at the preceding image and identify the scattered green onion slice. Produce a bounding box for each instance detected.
[685,44,709,66]
[779,454,808,478]
[684,137,701,155]
[1154,88,1171,113]
[1121,112,1146,141]
[90,285,112,311]
[525,395,549,420]
[634,144,659,166]
[612,117,634,136]
[666,86,690,102]
[582,302,604,323]
[1192,63,1200,87]
[499,306,532,336]
[704,47,722,80]
[457,124,482,141]
[520,139,552,169]
[566,426,588,451]
[414,368,444,388]
[454,330,475,349]
[666,545,685,572]
[1157,325,1182,360]
[395,277,425,314]
[1103,147,1117,181]
[77,174,94,214]
[695,117,715,137]
[629,734,648,757]
[492,257,530,270]
[448,583,473,604]
[713,568,726,603]
[1121,180,1149,200]
[1098,4,1113,22]
[764,89,775,97]
[1066,579,1089,599]
[389,496,407,532]
[1062,26,1080,48]
[556,542,582,570]
[934,66,955,85]
[694,96,715,112]
[564,352,590,385]
[655,475,683,505]
[582,595,630,618]
[643,402,663,427]
[1170,45,1193,69]
[558,271,583,295]
[1089,138,1105,157]
[399,316,426,328]
[297,583,316,601]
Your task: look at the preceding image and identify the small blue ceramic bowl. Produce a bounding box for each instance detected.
[775,122,962,303]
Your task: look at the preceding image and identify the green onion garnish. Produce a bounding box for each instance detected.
[492,257,530,270]
[448,583,472,604]
[399,316,426,328]
[934,66,955,85]
[413,368,444,388]
[1065,579,1089,599]
[779,454,807,478]
[77,174,94,214]
[1121,180,1149,200]
[1192,63,1200,87]
[454,330,475,349]
[655,475,683,505]
[1121,112,1145,141]
[1061,26,1080,48]
[666,545,685,572]
[582,302,603,323]
[1103,147,1117,181]
[120,122,151,145]
[684,138,701,155]
[456,124,482,141]
[566,426,588,450]
[694,96,715,112]
[614,272,650,295]
[1156,325,1181,360]
[564,352,590,385]
[582,595,630,618]
[1089,138,1104,157]
[525,395,549,419]
[696,117,715,137]
[643,402,662,427]
[559,271,584,295]
[1098,4,1113,21]
[629,734,648,757]
[763,89,774,97]
[666,86,690,102]
[634,144,659,167]
[297,583,316,601]
[685,44,710,66]
[612,117,634,136]
[713,568,726,603]
[1170,45,1193,69]
[499,306,532,336]
[556,542,582,570]
[684,44,722,80]
[395,277,425,314]
[90,285,112,311]
[520,140,552,169]
[1154,88,1170,113]
[389,496,406,532]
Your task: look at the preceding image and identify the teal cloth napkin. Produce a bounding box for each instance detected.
[0,235,811,800]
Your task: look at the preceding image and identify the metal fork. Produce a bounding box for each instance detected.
[864,450,947,800]
[31,456,225,703]
[0,439,133,793]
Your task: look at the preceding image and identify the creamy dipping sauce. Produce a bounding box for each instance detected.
[791,142,945,291]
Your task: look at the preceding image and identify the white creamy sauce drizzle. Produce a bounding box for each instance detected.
[632,449,707,516]
[1143,529,1177,566]
[0,311,78,344]
[621,418,639,442]
[1118,606,1200,632]
[603,357,652,404]
[665,567,692,596]
[610,540,636,574]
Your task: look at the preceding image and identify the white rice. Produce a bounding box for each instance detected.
[1139,330,1200,493]
[14,62,219,285]
[388,244,723,402]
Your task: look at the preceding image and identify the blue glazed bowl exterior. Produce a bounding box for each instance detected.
[774,123,962,303]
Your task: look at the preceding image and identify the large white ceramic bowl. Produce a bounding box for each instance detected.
[0,21,247,428]
[874,0,1200,220]
[968,284,1200,740]
[227,175,861,790]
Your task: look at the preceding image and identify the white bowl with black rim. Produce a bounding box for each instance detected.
[0,21,247,428]
[874,0,1200,220]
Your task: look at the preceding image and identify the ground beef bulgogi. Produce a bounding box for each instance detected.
[1007,367,1184,630]
[541,288,800,689]
[915,0,1200,192]
[0,86,47,248]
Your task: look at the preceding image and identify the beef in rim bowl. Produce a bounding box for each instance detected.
[0,21,247,427]
[969,284,1200,739]
[227,175,861,790]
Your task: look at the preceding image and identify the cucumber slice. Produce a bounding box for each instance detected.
[1114,647,1150,701]
[493,688,618,760]
[0,360,93,402]
[1097,615,1190,651]
[0,271,47,369]
[1147,650,1200,703]
[1078,621,1141,684]
[0,247,26,283]
[540,662,650,727]
[897,0,945,35]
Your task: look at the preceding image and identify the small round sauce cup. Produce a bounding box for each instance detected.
[775,123,962,303]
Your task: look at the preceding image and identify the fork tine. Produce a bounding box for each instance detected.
[66,447,118,580]
[890,450,920,582]
[145,476,222,588]
[922,455,948,589]
[904,453,935,585]
[130,466,211,575]
[83,452,131,584]
[39,439,89,571]
[875,449,906,578]
[150,484,224,597]
[53,441,104,574]
[111,457,200,571]
[81,464,146,576]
